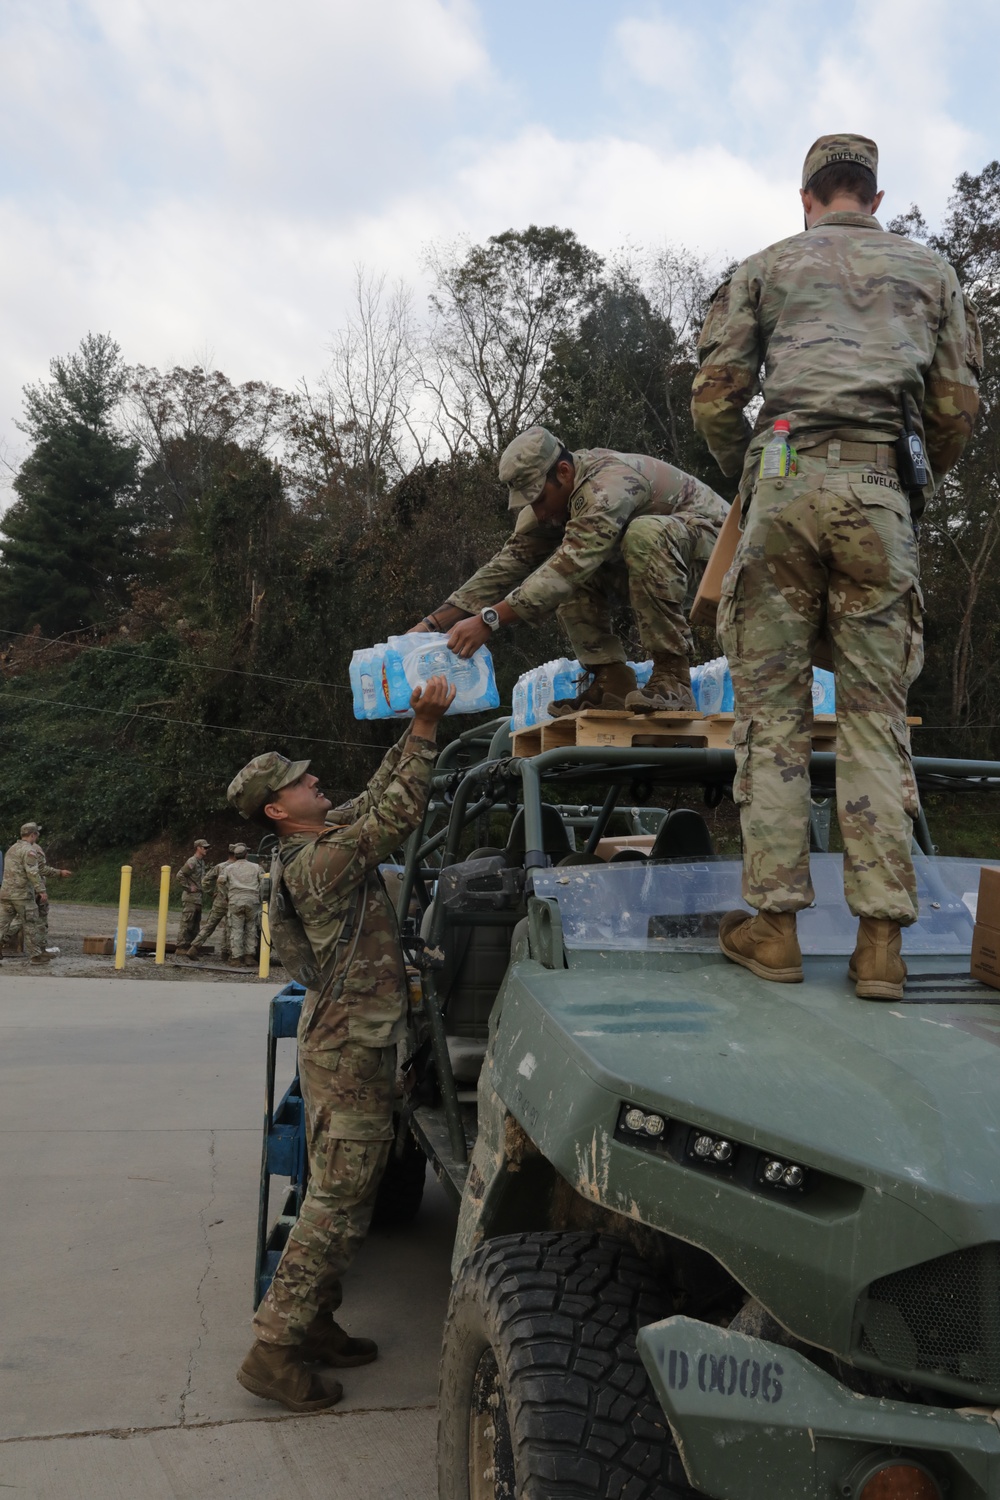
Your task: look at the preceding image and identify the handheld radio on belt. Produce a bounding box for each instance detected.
[895,394,930,522]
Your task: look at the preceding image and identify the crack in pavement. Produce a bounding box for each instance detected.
[0,1403,437,1445]
[178,1129,217,1427]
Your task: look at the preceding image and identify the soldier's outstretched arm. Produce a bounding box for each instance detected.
[691,264,762,478]
[330,734,412,825]
[922,271,982,481]
[445,510,557,616]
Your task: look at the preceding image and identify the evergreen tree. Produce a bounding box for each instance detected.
[0,333,140,635]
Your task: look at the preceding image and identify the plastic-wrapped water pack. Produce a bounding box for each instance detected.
[350,634,501,720]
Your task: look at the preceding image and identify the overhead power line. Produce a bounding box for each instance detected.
[0,624,353,692]
[7,691,389,754]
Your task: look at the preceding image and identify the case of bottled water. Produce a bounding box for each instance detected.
[350,634,501,720]
[510,659,654,731]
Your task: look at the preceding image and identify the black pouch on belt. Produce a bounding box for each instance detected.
[894,393,930,521]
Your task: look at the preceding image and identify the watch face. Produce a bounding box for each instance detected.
[482,607,500,628]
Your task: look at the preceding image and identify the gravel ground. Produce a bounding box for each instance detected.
[1,900,282,982]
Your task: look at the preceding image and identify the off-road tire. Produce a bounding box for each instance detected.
[438,1230,687,1499]
[370,1119,426,1230]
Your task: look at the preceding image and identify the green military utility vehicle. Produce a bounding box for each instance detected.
[383,719,1000,1500]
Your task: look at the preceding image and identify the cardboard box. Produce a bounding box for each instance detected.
[83,936,115,955]
[970,866,1000,990]
[691,496,833,671]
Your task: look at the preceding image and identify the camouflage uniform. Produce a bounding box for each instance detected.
[6,843,61,948]
[448,449,727,667]
[692,135,982,922]
[174,850,207,949]
[221,857,263,959]
[229,733,437,1346]
[190,859,232,957]
[0,839,46,956]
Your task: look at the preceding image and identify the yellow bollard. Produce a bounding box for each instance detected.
[155,865,170,964]
[114,865,132,971]
[258,900,271,981]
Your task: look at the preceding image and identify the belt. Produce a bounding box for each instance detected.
[801,438,898,470]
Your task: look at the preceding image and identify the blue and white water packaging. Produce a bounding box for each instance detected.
[350,633,500,720]
[113,926,143,957]
[510,658,655,730]
[690,656,734,714]
[811,667,836,715]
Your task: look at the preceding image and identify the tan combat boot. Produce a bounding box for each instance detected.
[718,910,803,983]
[849,917,906,1001]
[625,652,696,713]
[300,1313,379,1368]
[237,1340,343,1412]
[227,956,243,969]
[30,952,51,965]
[548,662,637,718]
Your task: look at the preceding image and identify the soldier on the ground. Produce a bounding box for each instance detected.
[227,674,454,1413]
[0,823,66,964]
[5,826,72,956]
[174,839,209,952]
[220,843,263,969]
[181,846,236,960]
[410,429,728,714]
[691,132,982,1000]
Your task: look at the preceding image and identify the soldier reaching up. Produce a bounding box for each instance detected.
[227,674,454,1412]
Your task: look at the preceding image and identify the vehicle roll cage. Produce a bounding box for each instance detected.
[393,716,1000,1172]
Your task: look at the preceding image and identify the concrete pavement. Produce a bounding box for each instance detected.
[0,977,457,1498]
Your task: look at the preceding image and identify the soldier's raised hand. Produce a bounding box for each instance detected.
[410,674,457,736]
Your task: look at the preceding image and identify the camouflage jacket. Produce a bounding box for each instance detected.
[448,449,728,627]
[174,854,205,897]
[202,861,227,905]
[691,211,983,496]
[220,857,263,902]
[33,844,61,898]
[0,839,45,900]
[281,731,437,1053]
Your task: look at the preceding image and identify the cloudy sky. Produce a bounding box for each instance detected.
[1,0,996,471]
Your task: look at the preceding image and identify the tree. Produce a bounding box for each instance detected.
[422,227,603,456]
[889,164,1000,750]
[0,333,140,635]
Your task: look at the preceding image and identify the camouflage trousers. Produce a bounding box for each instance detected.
[6,895,48,948]
[192,894,229,956]
[227,896,259,959]
[719,453,923,923]
[0,896,44,956]
[253,1042,395,1345]
[559,513,718,667]
[177,893,202,949]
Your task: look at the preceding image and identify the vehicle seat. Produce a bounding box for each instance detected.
[505,805,573,865]
[649,808,715,860]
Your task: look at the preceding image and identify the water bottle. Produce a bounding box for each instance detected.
[114,926,143,957]
[759,419,798,479]
[811,667,836,714]
[350,634,500,719]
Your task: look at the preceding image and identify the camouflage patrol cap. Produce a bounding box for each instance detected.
[802,133,878,190]
[194,838,210,849]
[499,426,564,510]
[227,751,311,819]
[20,821,40,837]
[231,842,249,856]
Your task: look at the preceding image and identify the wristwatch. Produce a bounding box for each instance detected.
[480,606,501,632]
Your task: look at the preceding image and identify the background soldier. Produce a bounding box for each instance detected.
[6,826,72,956]
[0,823,55,964]
[410,427,728,714]
[174,838,209,952]
[692,133,982,1000]
[221,843,263,969]
[182,845,235,960]
[227,675,454,1414]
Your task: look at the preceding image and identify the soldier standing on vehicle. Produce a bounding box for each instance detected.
[227,675,454,1413]
[181,846,236,960]
[692,133,982,999]
[0,823,62,964]
[410,429,728,714]
[174,839,209,952]
[220,843,263,969]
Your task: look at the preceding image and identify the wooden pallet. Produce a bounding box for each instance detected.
[509,711,919,759]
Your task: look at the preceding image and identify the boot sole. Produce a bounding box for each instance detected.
[718,933,803,983]
[236,1366,343,1412]
[626,695,697,714]
[847,963,904,1001]
[302,1348,378,1368]
[549,695,628,719]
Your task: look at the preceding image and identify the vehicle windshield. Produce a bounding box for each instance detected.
[533,855,995,956]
